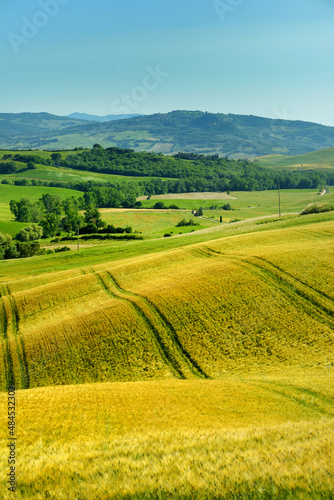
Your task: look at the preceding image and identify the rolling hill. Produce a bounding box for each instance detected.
[1,215,333,390]
[2,110,334,156]
[255,147,334,171]
[0,211,334,498]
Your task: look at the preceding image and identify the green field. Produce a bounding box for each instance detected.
[0,211,334,498]
[1,148,334,498]
[255,147,334,171]
[141,189,334,221]
[100,209,218,238]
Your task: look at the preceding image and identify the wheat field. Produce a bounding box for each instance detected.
[0,218,333,498]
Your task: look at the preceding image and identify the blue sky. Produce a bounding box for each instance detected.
[1,0,334,125]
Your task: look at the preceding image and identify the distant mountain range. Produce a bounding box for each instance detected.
[66,112,143,122]
[1,110,334,157]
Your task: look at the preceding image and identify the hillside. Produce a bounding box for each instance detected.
[0,213,333,498]
[1,377,333,499]
[2,111,334,156]
[255,147,334,171]
[1,215,333,390]
[0,112,93,144]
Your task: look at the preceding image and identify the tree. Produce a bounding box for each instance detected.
[16,224,43,242]
[153,202,166,210]
[61,200,83,233]
[0,162,17,174]
[39,213,61,237]
[83,207,106,232]
[41,193,62,214]
[27,161,36,170]
[51,153,62,162]
[9,198,43,223]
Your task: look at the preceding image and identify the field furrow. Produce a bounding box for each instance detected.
[240,257,334,330]
[93,268,207,379]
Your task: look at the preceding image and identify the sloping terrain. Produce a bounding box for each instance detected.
[2,110,334,156]
[0,376,333,499]
[1,219,333,390]
[256,147,334,171]
[0,217,333,499]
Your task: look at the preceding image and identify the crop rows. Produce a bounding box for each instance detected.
[0,220,333,390]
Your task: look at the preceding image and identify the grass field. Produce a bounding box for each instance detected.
[0,375,333,499]
[255,147,334,171]
[140,189,334,221]
[100,209,218,238]
[0,184,83,236]
[0,191,333,497]
[1,216,333,390]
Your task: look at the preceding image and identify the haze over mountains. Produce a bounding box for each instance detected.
[1,110,334,157]
[67,112,143,122]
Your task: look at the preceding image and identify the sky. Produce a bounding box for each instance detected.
[1,0,334,125]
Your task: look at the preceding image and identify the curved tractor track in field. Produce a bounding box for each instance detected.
[238,256,334,330]
[1,295,29,390]
[88,267,209,380]
[249,380,334,419]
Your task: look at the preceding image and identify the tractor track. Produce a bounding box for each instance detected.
[1,295,29,389]
[237,257,334,330]
[90,267,208,380]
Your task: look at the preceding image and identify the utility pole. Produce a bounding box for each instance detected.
[278,180,281,217]
[77,224,80,251]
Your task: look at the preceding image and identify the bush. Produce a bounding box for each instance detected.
[17,242,40,258]
[16,224,43,242]
[54,246,71,253]
[153,202,167,209]
[300,203,334,215]
[176,219,199,227]
[0,232,12,244]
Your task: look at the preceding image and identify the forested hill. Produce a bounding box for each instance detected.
[1,110,334,156]
[60,145,333,192]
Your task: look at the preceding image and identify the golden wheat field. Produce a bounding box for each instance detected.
[0,217,334,498]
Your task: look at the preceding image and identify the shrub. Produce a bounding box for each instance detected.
[17,242,41,258]
[153,202,167,210]
[16,224,43,242]
[54,246,71,253]
[300,203,334,215]
[176,219,199,227]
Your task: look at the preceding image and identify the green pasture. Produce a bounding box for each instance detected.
[141,189,334,221]
[1,210,333,280]
[101,209,218,238]
[255,147,334,171]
